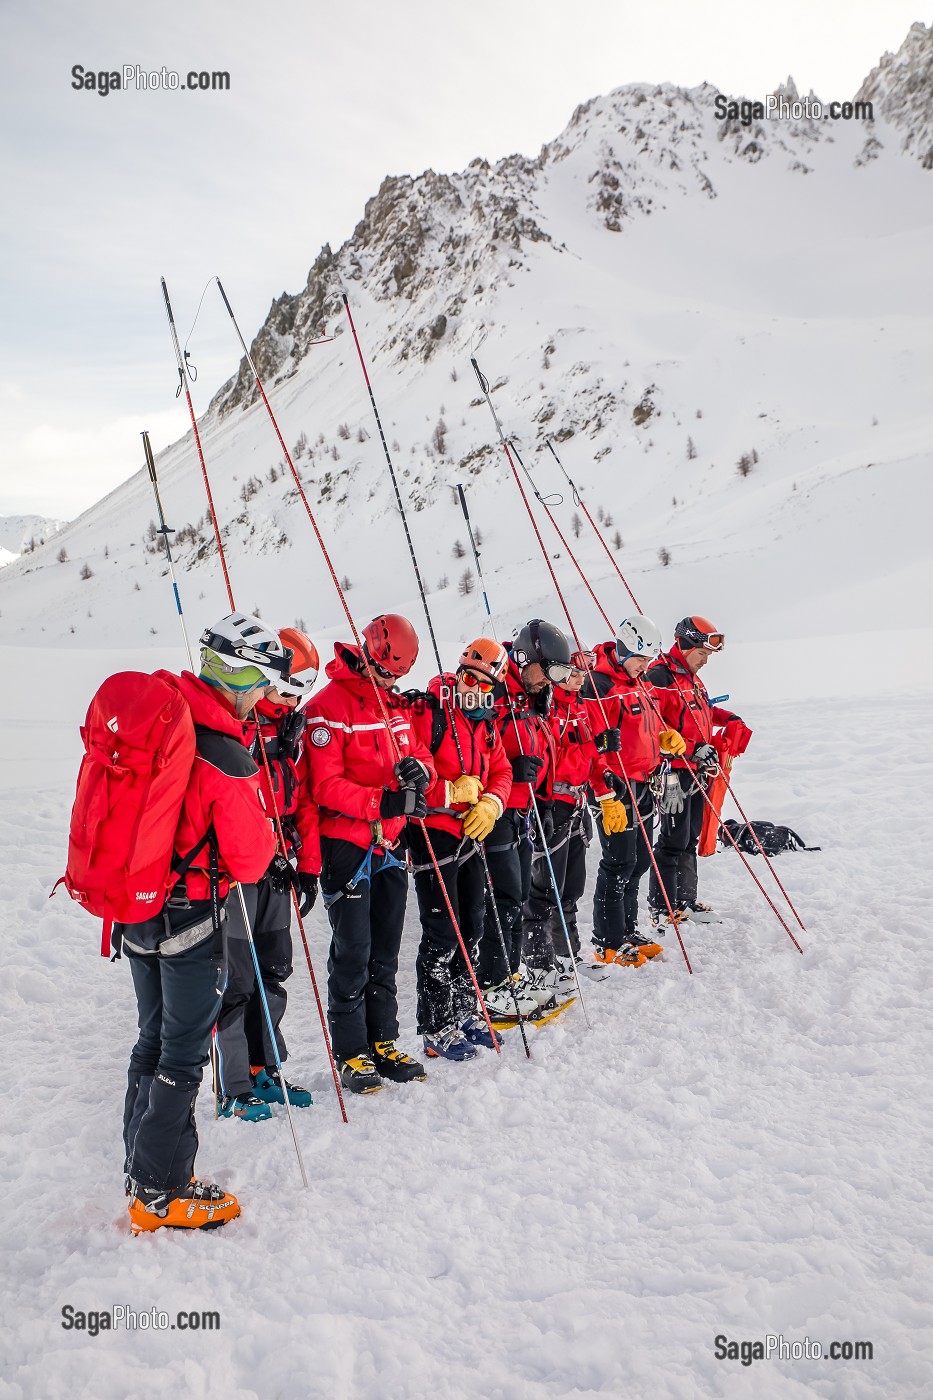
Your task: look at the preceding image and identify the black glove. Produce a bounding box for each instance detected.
[594,727,622,754]
[297,872,318,917]
[693,743,718,774]
[603,769,627,800]
[510,753,545,784]
[264,852,300,897]
[538,803,556,847]
[380,785,428,819]
[394,756,429,787]
[278,707,307,759]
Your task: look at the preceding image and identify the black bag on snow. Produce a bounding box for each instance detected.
[721,819,820,856]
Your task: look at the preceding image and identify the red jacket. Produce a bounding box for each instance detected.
[549,686,598,805]
[492,654,555,812]
[583,642,664,790]
[411,674,513,838]
[157,671,275,900]
[247,697,321,877]
[645,646,739,767]
[302,644,436,852]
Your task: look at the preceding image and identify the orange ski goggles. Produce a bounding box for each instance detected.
[460,668,496,693]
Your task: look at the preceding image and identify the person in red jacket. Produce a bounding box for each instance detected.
[303,614,436,1095]
[121,612,286,1233]
[409,639,512,1060]
[582,616,687,966]
[521,652,620,995]
[645,615,752,923]
[217,628,321,1119]
[475,619,571,1017]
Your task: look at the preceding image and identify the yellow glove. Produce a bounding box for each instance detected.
[462,794,502,842]
[599,797,628,835]
[659,728,687,757]
[446,774,483,806]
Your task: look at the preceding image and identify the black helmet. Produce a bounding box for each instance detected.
[512,619,573,683]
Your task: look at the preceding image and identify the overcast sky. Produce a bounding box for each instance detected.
[0,0,921,519]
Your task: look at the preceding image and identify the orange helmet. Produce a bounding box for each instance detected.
[458,638,508,686]
[362,614,419,677]
[277,627,320,700]
[674,616,724,653]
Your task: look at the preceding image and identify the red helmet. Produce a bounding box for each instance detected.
[458,637,508,685]
[276,627,320,700]
[570,649,595,674]
[362,614,419,677]
[674,616,725,653]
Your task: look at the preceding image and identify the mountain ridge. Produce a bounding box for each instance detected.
[1,25,930,665]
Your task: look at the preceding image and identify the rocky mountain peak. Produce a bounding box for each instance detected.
[857,21,933,167]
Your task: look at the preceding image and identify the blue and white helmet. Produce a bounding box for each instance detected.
[615,614,662,662]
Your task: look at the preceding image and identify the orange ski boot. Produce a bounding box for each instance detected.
[128,1178,240,1235]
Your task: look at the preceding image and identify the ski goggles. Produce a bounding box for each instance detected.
[368,659,398,681]
[200,629,293,680]
[696,631,725,653]
[543,661,573,684]
[459,667,496,693]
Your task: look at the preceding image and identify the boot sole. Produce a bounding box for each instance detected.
[489,996,577,1031]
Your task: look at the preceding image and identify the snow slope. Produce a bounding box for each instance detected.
[1,647,931,1399]
[0,514,67,569]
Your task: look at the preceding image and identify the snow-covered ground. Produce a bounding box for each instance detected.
[1,641,930,1399]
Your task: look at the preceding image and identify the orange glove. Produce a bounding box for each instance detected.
[659,729,687,757]
[598,796,628,835]
[462,795,503,842]
[446,774,483,806]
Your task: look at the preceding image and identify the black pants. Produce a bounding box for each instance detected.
[410,827,485,1035]
[216,879,293,1097]
[593,782,655,950]
[523,801,578,970]
[561,804,591,956]
[649,770,704,912]
[477,809,533,987]
[321,836,408,1062]
[122,902,226,1193]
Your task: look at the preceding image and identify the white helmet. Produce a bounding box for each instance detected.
[615,614,662,662]
[199,613,292,692]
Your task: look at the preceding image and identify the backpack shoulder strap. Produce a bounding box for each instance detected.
[429,699,448,755]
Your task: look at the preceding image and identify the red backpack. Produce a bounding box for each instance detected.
[59,672,196,953]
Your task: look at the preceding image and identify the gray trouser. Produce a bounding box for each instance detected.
[215,881,293,1097]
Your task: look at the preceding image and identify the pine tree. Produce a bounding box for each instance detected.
[458,569,475,597]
